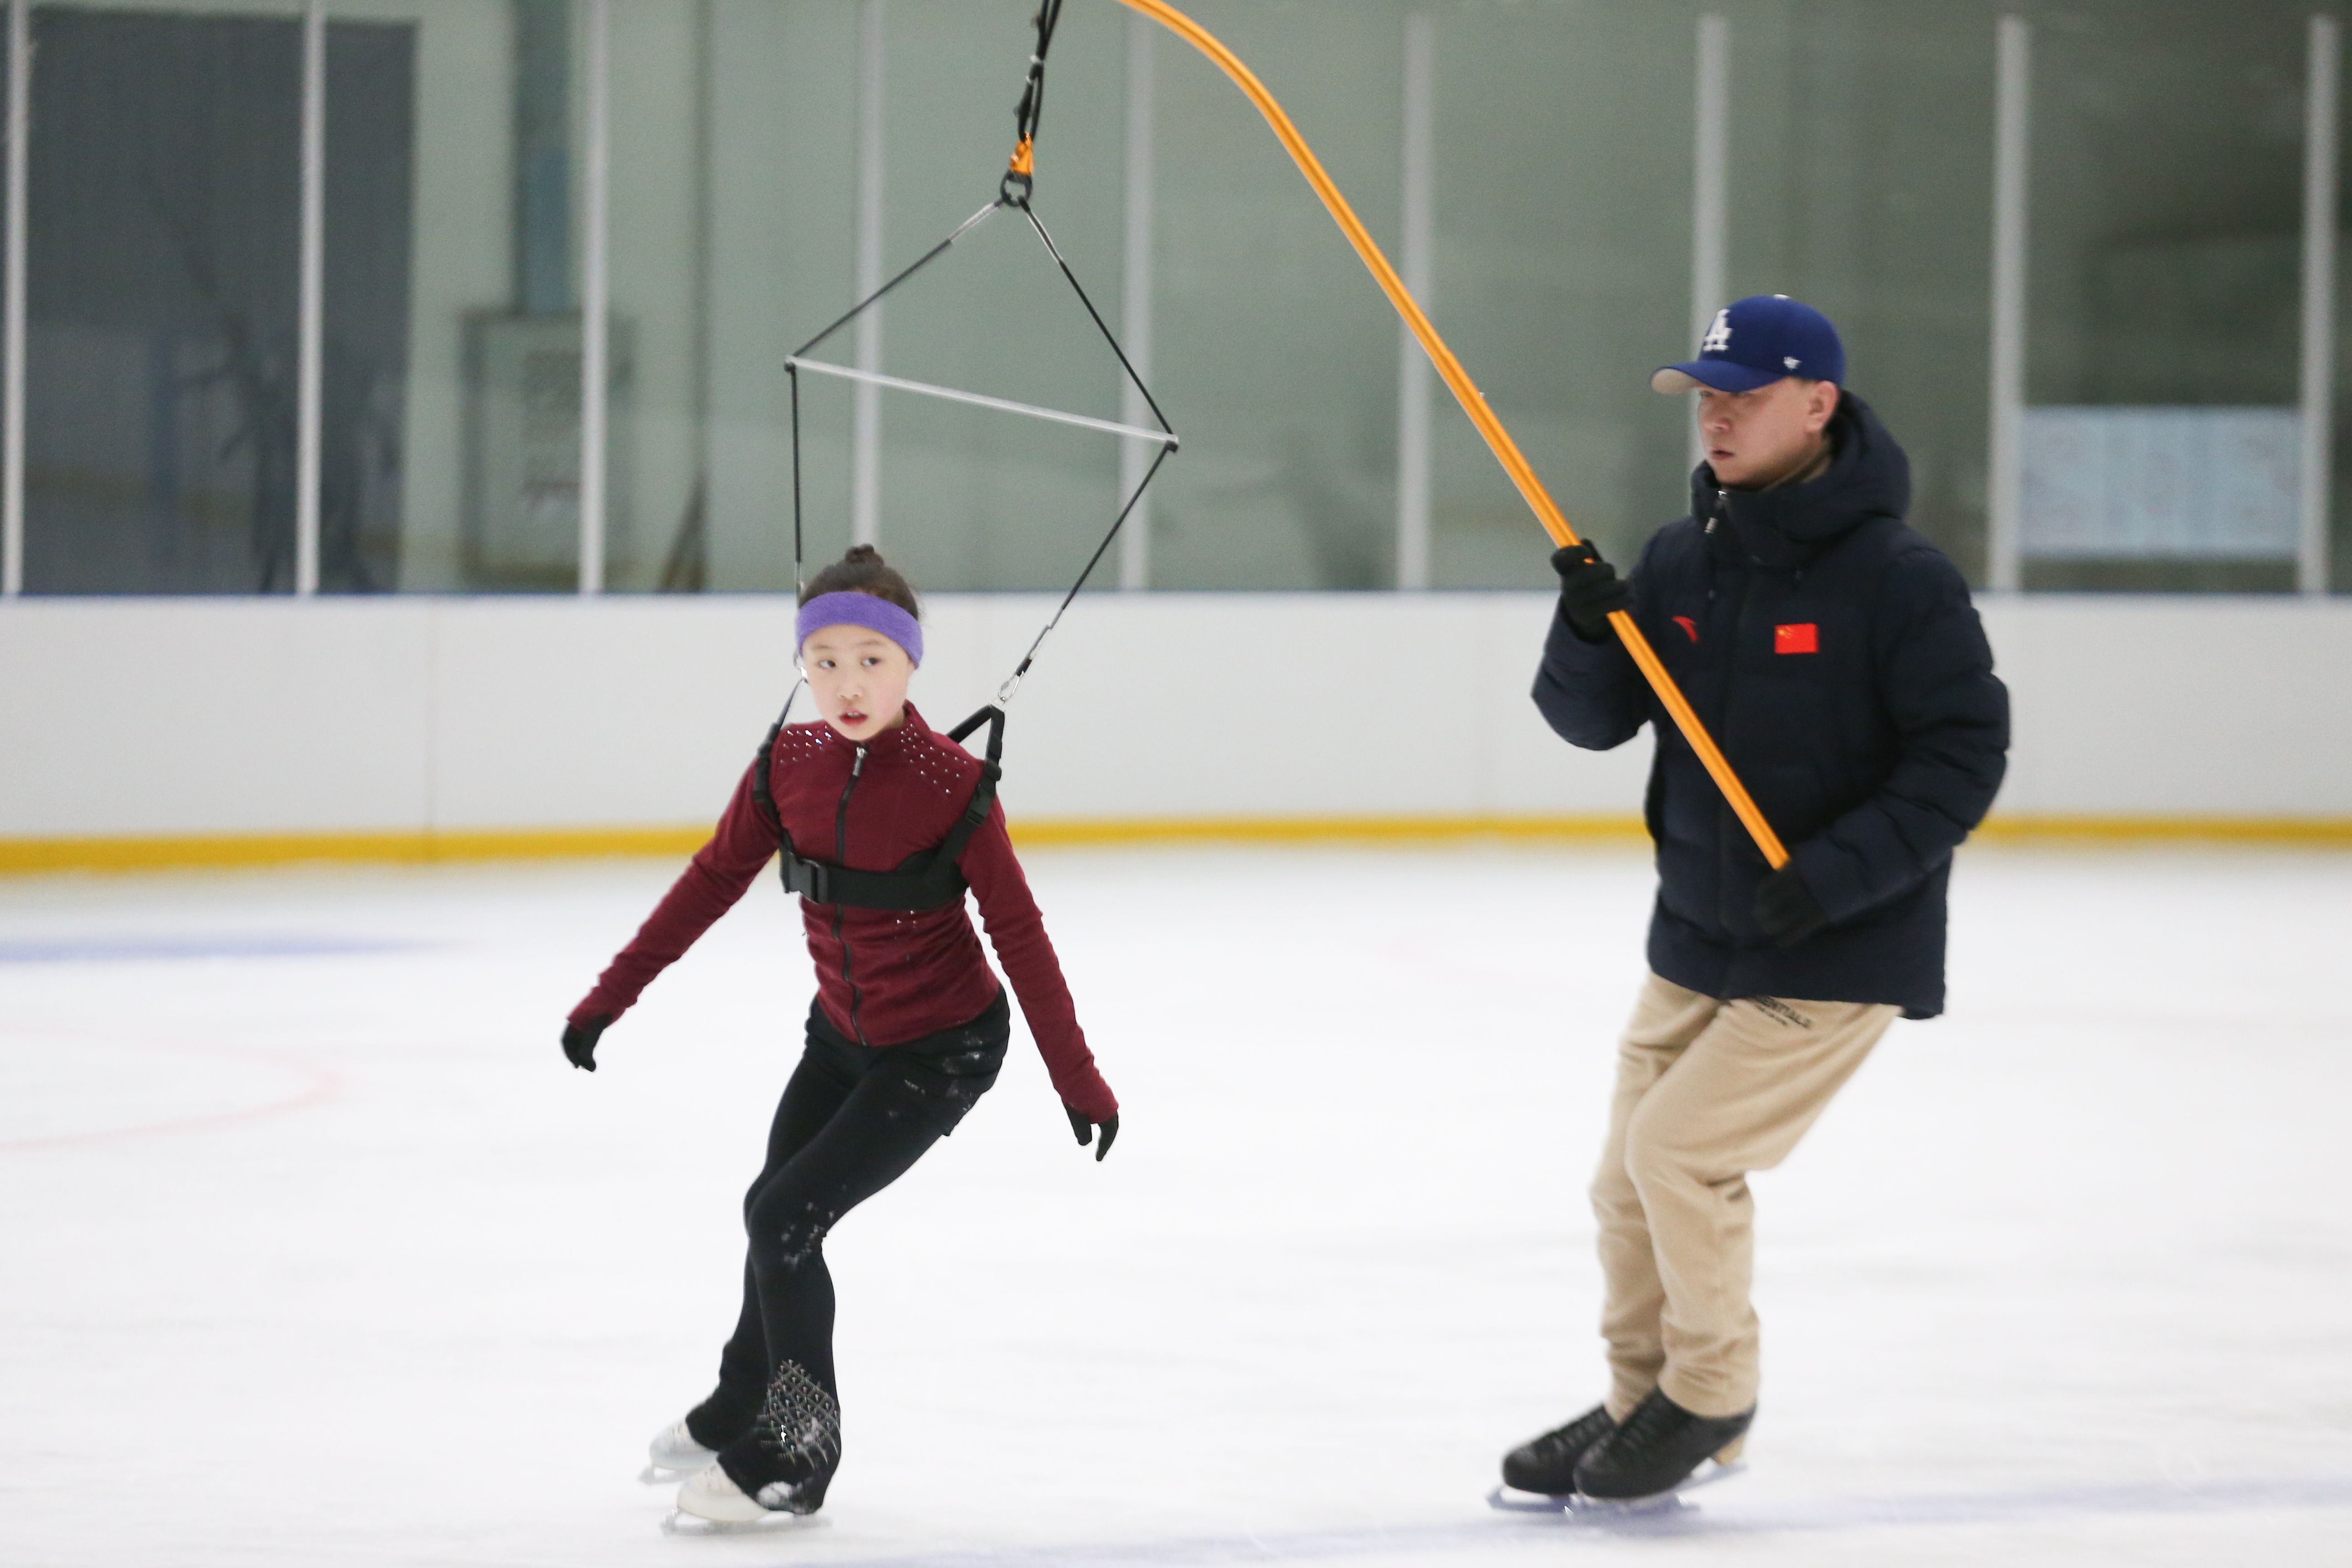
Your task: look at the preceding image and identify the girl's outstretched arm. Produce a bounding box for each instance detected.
[571,760,777,1030]
[961,808,1118,1126]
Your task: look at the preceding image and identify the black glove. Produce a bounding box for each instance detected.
[1066,1105,1118,1162]
[1550,542,1632,641]
[562,1013,614,1072]
[1753,863,1830,949]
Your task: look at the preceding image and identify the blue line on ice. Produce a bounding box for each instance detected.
[829,1475,2352,1564]
[0,934,423,962]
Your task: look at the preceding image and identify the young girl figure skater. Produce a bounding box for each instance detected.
[561,545,1120,1528]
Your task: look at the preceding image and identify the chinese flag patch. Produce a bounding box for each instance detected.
[1775,622,1819,655]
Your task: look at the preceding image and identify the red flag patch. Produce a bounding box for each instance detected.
[1775,623,1819,655]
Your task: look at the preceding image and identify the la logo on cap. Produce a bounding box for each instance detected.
[1652,294,1846,395]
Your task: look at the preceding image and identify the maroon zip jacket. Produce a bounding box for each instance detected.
[571,704,1115,1121]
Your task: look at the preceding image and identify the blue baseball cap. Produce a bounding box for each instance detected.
[1652,294,1844,393]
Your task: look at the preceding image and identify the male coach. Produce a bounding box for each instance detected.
[1500,295,2009,1503]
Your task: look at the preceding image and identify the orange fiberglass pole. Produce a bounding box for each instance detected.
[1105,0,1788,869]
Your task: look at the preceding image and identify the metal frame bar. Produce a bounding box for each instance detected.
[785,355,1179,448]
[1118,8,1157,591]
[295,0,324,596]
[1987,15,2030,593]
[1688,13,1729,470]
[851,0,885,547]
[2,0,26,598]
[2301,13,2339,596]
[1395,10,1434,591]
[577,0,610,594]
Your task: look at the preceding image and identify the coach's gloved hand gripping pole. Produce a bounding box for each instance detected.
[1090,0,1790,870]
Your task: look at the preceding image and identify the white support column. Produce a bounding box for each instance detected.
[295,0,324,596]
[851,0,885,549]
[2,0,28,599]
[2301,14,2339,596]
[1117,9,1156,591]
[577,0,610,594]
[1395,10,1434,591]
[1689,13,1729,470]
[1987,15,2031,593]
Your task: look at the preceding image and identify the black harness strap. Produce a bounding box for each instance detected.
[750,701,1007,913]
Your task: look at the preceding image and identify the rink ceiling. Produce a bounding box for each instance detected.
[3,841,2351,1565]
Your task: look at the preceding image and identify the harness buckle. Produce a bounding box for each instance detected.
[782,855,832,905]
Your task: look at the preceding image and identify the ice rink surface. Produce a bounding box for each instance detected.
[4,841,2351,1566]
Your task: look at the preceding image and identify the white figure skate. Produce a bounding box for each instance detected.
[660,1461,828,1536]
[639,1418,716,1486]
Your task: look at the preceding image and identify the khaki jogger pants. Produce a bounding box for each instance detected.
[1591,973,1899,1424]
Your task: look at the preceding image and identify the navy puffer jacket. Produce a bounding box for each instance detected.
[1534,392,2008,1018]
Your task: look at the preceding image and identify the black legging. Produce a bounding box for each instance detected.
[689,989,1009,1496]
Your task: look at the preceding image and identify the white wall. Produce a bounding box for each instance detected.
[0,592,2347,841]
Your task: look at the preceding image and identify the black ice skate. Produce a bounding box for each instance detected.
[1488,1404,1615,1510]
[1570,1388,1750,1506]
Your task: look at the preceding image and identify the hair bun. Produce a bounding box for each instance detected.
[799,542,919,616]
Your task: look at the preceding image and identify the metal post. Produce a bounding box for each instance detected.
[1117,8,1156,591]
[1689,13,1729,471]
[578,0,609,593]
[295,0,324,596]
[2301,14,2339,596]
[1987,16,2030,592]
[1395,10,1434,591]
[2,0,27,599]
[851,0,885,549]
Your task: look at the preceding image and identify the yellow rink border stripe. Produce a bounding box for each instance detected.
[5,814,2352,874]
[0,827,713,874]
[1009,815,1647,847]
[1974,816,2352,846]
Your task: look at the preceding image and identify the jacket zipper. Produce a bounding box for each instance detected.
[1709,489,1754,936]
[833,744,870,1045]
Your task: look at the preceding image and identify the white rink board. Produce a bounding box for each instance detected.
[4,592,2352,838]
[1,844,2349,1566]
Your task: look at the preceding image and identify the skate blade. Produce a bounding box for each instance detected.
[1486,1460,1745,1518]
[1569,1459,1745,1514]
[640,1464,698,1486]
[660,1508,828,1537]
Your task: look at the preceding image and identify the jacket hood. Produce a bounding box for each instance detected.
[1692,390,1911,568]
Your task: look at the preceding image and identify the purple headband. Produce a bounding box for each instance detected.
[797,590,923,667]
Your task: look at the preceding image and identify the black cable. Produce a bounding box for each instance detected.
[788,361,805,598]
[998,439,1175,696]
[1011,0,1065,152]
[790,200,1004,363]
[777,10,1177,707]
[1019,205,1176,445]
[782,200,1179,702]
[981,200,1181,699]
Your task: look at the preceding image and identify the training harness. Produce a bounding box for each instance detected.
[752,0,1173,913]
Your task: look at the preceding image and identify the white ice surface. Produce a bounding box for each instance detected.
[2,843,2350,1566]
